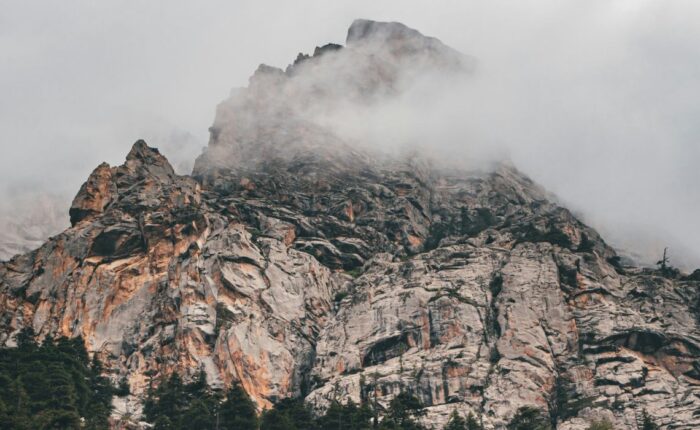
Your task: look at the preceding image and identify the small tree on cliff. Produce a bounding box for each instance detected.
[656,247,679,277]
[640,410,659,430]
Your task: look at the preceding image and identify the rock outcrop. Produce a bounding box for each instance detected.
[1,20,699,429]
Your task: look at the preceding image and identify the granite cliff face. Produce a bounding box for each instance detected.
[1,20,700,429]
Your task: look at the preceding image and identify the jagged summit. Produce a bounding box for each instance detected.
[346,19,470,70]
[69,140,195,227]
[347,19,424,43]
[192,20,473,179]
[1,20,700,430]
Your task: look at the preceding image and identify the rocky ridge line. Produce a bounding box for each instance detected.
[0,20,699,429]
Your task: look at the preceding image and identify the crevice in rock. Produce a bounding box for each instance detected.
[362,332,413,367]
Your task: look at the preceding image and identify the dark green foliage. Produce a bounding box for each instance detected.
[444,411,467,430]
[144,370,259,430]
[577,233,595,253]
[334,291,350,304]
[220,382,259,429]
[379,392,426,430]
[345,268,363,279]
[686,269,700,281]
[465,413,482,430]
[145,373,381,430]
[261,392,425,430]
[261,408,298,430]
[261,398,316,430]
[115,376,130,396]
[0,333,113,430]
[656,247,680,278]
[316,399,373,430]
[507,406,552,430]
[443,411,482,430]
[144,373,430,430]
[640,410,659,430]
[180,399,216,430]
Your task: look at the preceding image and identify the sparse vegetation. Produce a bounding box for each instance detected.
[506,406,552,430]
[334,291,349,303]
[577,233,595,253]
[640,410,659,430]
[443,410,482,430]
[346,268,364,278]
[215,302,237,338]
[656,247,679,277]
[115,376,131,396]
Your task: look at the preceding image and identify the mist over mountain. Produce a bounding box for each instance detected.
[1,17,699,429]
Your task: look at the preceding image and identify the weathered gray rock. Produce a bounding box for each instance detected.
[1,20,698,430]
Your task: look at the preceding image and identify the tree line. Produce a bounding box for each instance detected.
[0,328,113,429]
[0,331,661,430]
[144,374,657,430]
[144,377,456,430]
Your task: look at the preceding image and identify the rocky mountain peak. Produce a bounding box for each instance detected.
[346,19,471,71]
[346,19,423,44]
[1,19,699,430]
[193,20,473,185]
[69,140,187,227]
[124,139,175,176]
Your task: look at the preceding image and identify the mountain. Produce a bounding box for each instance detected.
[1,19,699,429]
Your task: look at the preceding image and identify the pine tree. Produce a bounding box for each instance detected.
[261,408,297,430]
[0,336,112,429]
[466,413,482,430]
[219,382,258,430]
[317,399,373,430]
[15,327,36,351]
[182,398,217,430]
[153,415,174,430]
[506,406,552,430]
[380,392,426,430]
[115,376,130,396]
[261,397,317,430]
[444,411,467,430]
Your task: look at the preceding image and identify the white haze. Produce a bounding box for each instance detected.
[0,1,698,270]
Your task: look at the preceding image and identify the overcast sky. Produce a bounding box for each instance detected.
[0,1,698,269]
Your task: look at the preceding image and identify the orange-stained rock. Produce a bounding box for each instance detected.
[2,19,700,430]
